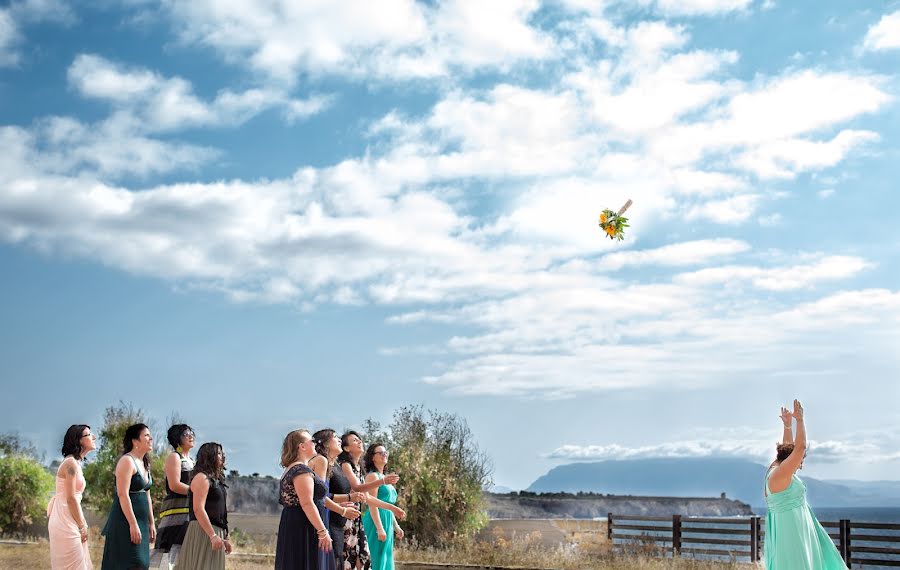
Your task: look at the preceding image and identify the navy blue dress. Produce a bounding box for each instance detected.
[275,463,327,570]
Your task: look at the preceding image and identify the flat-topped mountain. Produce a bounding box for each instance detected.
[527,458,900,508]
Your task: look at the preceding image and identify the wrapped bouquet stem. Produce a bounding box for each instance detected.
[599,199,632,241]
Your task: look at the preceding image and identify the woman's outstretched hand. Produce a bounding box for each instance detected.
[780,406,792,426]
[792,399,804,420]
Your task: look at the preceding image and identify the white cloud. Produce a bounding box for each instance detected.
[67,54,331,131]
[654,0,753,17]
[599,238,750,269]
[734,130,879,180]
[863,10,900,51]
[164,0,555,83]
[548,435,895,465]
[675,255,871,291]
[0,9,20,67]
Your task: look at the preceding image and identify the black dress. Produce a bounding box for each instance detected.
[329,465,352,565]
[276,463,325,570]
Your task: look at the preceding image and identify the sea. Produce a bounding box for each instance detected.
[752,506,900,523]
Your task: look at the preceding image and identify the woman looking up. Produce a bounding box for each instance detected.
[154,423,196,568]
[174,442,232,570]
[308,429,363,570]
[337,431,404,570]
[275,429,333,570]
[764,400,847,570]
[48,424,96,570]
[101,423,155,570]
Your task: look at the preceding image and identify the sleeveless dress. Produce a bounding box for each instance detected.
[362,473,397,570]
[101,456,153,570]
[764,467,848,569]
[337,461,371,570]
[329,465,351,566]
[275,463,326,570]
[47,460,92,569]
[174,477,229,570]
[154,452,193,563]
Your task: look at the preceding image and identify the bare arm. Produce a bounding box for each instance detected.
[191,474,225,550]
[364,473,386,537]
[295,473,332,552]
[114,457,143,545]
[365,494,405,519]
[769,400,807,493]
[780,406,793,445]
[60,459,88,529]
[341,462,392,494]
[165,453,189,495]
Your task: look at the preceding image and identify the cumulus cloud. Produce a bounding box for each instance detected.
[547,435,896,465]
[863,10,900,51]
[67,54,332,131]
[163,0,555,83]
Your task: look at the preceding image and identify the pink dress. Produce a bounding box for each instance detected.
[47,460,92,569]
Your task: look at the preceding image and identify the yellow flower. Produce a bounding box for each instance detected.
[605,226,617,237]
[600,213,607,224]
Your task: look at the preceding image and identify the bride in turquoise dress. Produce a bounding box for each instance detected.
[764,400,847,570]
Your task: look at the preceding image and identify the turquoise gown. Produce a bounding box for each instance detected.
[764,467,847,569]
[362,473,398,570]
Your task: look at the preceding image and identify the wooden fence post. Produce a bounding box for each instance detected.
[838,519,850,566]
[607,513,613,541]
[672,514,682,557]
[750,516,760,562]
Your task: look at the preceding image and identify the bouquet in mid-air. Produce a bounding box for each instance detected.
[599,199,633,241]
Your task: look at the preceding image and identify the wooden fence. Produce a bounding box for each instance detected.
[608,513,900,567]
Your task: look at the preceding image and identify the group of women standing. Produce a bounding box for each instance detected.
[46,422,405,570]
[274,428,405,570]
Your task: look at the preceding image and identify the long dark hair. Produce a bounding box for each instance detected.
[167,424,193,451]
[337,430,362,465]
[193,442,225,484]
[123,423,151,471]
[312,428,336,478]
[363,442,385,475]
[61,425,90,460]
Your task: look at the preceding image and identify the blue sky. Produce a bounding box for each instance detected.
[1,0,899,491]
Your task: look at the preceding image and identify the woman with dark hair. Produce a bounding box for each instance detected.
[275,429,333,570]
[308,429,363,570]
[101,423,155,570]
[174,442,231,570]
[361,443,404,570]
[337,432,404,570]
[153,424,196,568]
[48,424,96,569]
[765,400,847,569]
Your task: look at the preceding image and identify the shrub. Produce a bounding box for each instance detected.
[361,405,493,546]
[82,402,167,513]
[0,450,54,534]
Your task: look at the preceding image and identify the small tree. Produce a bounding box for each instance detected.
[361,405,493,546]
[83,402,167,512]
[0,435,53,535]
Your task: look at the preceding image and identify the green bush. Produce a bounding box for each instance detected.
[83,402,167,514]
[361,405,493,546]
[0,453,54,534]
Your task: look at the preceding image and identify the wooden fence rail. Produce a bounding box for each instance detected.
[608,513,900,568]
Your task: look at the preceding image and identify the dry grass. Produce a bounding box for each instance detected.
[1,518,753,570]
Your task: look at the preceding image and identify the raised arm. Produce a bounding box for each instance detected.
[769,400,807,493]
[780,406,793,446]
[340,462,398,493]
